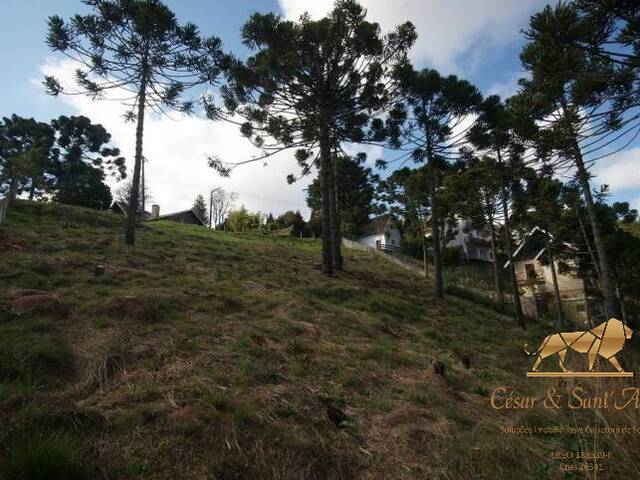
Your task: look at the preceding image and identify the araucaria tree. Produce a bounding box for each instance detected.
[387,67,481,298]
[443,154,505,304]
[217,0,416,275]
[519,2,633,318]
[45,0,229,245]
[468,95,527,327]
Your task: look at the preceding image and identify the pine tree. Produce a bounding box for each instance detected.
[214,0,415,275]
[387,67,481,298]
[192,194,208,226]
[45,0,229,245]
[468,95,527,327]
[518,2,632,318]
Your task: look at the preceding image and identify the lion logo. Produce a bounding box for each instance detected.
[524,318,633,374]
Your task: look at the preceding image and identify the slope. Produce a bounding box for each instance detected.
[0,201,636,479]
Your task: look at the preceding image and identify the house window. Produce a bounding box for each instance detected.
[391,239,396,245]
[524,263,536,280]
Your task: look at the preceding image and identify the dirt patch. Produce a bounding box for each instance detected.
[12,293,69,316]
[99,294,179,322]
[0,230,27,252]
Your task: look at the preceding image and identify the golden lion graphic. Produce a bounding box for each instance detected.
[524,318,633,373]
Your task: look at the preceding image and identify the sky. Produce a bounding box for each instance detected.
[1,0,639,218]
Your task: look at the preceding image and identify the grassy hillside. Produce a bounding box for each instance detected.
[0,201,637,479]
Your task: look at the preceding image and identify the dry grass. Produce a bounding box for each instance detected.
[0,200,638,479]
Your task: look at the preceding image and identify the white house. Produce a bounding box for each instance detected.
[445,217,494,262]
[425,216,495,262]
[356,213,402,253]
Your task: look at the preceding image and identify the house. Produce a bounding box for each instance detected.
[148,204,205,226]
[356,213,402,253]
[505,226,595,324]
[109,200,151,220]
[444,217,494,262]
[110,202,205,226]
[423,216,495,262]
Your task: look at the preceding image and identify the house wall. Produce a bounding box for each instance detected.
[358,228,401,250]
[515,259,588,324]
[445,218,493,263]
[359,233,385,249]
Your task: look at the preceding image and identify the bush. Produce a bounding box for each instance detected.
[0,433,92,480]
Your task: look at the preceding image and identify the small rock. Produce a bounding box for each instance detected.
[94,264,105,276]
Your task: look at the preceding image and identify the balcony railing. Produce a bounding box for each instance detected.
[378,243,401,253]
[516,272,546,286]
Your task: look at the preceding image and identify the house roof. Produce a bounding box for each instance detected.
[151,208,205,226]
[504,226,575,268]
[358,213,395,237]
[110,201,152,219]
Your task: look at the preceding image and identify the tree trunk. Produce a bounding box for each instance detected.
[429,165,444,299]
[547,239,566,328]
[140,158,145,221]
[575,202,602,282]
[572,141,620,318]
[488,217,503,304]
[330,152,343,270]
[125,57,148,246]
[319,129,333,276]
[497,150,525,328]
[418,210,428,278]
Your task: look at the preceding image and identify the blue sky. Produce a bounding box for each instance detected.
[1,0,638,216]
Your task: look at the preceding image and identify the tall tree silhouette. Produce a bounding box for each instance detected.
[387,67,481,298]
[215,0,415,275]
[518,2,634,318]
[45,0,229,245]
[468,95,527,327]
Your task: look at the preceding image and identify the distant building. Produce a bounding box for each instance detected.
[110,200,152,220]
[505,226,597,324]
[356,213,402,253]
[425,216,495,262]
[148,204,205,226]
[110,202,205,227]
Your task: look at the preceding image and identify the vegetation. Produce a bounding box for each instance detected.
[0,114,123,208]
[2,0,640,477]
[45,0,230,245]
[387,67,482,299]
[217,0,416,274]
[4,201,638,479]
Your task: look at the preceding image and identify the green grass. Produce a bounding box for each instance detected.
[1,200,636,479]
[0,433,92,480]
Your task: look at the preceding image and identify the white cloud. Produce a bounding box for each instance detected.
[278,0,548,73]
[36,59,312,218]
[593,147,640,191]
[487,71,527,99]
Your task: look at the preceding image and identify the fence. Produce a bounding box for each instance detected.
[0,197,7,225]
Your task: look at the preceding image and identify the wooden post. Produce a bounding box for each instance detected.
[0,197,7,225]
